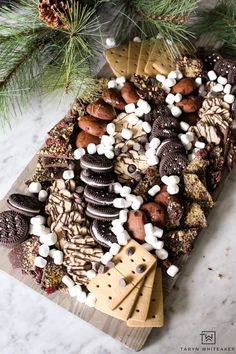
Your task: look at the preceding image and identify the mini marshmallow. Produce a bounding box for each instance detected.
[224,84,232,94]
[188,153,196,162]
[63,169,74,180]
[101,252,113,265]
[111,225,124,237]
[77,291,87,304]
[105,37,116,48]
[137,99,151,114]
[113,182,122,194]
[73,147,85,160]
[62,275,74,288]
[186,131,195,142]
[180,134,190,145]
[195,77,202,87]
[168,175,180,185]
[101,135,115,146]
[49,248,57,258]
[135,107,144,117]
[40,232,57,246]
[28,181,42,194]
[142,121,152,133]
[96,144,105,155]
[86,293,97,307]
[161,175,170,185]
[224,94,235,104]
[142,243,154,251]
[105,150,115,159]
[144,223,154,237]
[185,142,192,151]
[175,70,183,80]
[124,199,132,209]
[38,244,50,258]
[165,93,175,105]
[86,269,97,280]
[163,78,176,88]
[119,209,128,223]
[30,215,46,225]
[110,243,121,256]
[163,86,171,94]
[131,196,143,210]
[174,93,183,103]
[106,122,116,135]
[147,155,159,166]
[30,224,48,237]
[34,256,47,268]
[117,231,129,245]
[112,218,124,227]
[155,248,168,260]
[195,141,205,149]
[113,198,127,208]
[133,36,141,42]
[145,235,158,246]
[125,103,135,114]
[120,186,131,197]
[167,71,177,79]
[152,226,163,238]
[167,104,174,110]
[121,128,133,140]
[148,185,160,197]
[207,70,217,81]
[87,143,97,154]
[145,148,156,158]
[69,284,82,297]
[167,184,179,195]
[38,189,48,202]
[53,250,63,265]
[171,106,182,118]
[156,74,166,83]
[149,137,160,149]
[127,113,139,125]
[180,121,190,132]
[167,264,179,277]
[116,76,126,85]
[108,80,117,89]
[152,240,164,250]
[126,194,137,203]
[117,83,124,90]
[212,83,223,93]
[217,76,228,85]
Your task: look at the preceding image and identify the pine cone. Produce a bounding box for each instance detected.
[38,0,71,29]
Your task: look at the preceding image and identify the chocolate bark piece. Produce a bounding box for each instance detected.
[8,236,40,272]
[131,75,165,104]
[176,55,203,78]
[41,258,66,294]
[184,202,207,229]
[165,197,184,229]
[163,229,199,256]
[183,173,214,208]
[133,167,161,201]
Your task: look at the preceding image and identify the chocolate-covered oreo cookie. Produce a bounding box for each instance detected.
[0,210,29,247]
[157,139,185,158]
[86,203,119,221]
[151,128,178,140]
[144,104,171,123]
[80,170,114,188]
[214,59,236,77]
[80,154,114,173]
[227,70,236,86]
[84,186,116,206]
[197,49,222,70]
[159,153,188,177]
[152,115,180,131]
[91,219,117,247]
[7,193,41,216]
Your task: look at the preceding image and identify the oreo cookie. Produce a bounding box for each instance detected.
[86,203,120,221]
[197,49,222,70]
[157,139,185,158]
[227,70,236,86]
[159,153,188,177]
[0,210,29,248]
[91,219,117,247]
[80,154,114,173]
[84,186,116,206]
[80,169,114,188]
[7,193,41,216]
[144,104,171,123]
[214,59,236,77]
[152,115,180,131]
[151,128,178,140]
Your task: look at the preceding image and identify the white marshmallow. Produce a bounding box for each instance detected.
[121,128,133,140]
[105,37,116,48]
[119,209,128,223]
[192,148,200,154]
[74,147,85,160]
[111,225,124,237]
[142,121,152,133]
[126,194,137,203]
[62,275,74,288]
[156,248,168,260]
[171,106,182,118]
[49,248,57,258]
[106,122,116,135]
[175,70,183,80]
[30,224,48,237]
[137,99,151,114]
[63,169,74,180]
[185,142,193,151]
[167,264,179,277]
[110,243,121,256]
[113,198,127,208]
[38,189,48,202]
[117,83,124,90]
[123,198,132,208]
[152,227,163,238]
[145,235,158,246]
[112,218,124,228]
[195,77,202,87]
[69,285,82,297]
[167,71,177,79]
[30,215,46,225]
[125,103,135,114]
[188,153,196,162]
[174,93,183,103]
[86,269,97,280]
[149,138,160,149]
[101,252,113,265]
[195,141,205,149]
[180,134,190,145]
[167,104,174,110]
[86,293,97,307]
[156,74,166,83]
[148,185,160,197]
[113,182,122,194]
[131,196,143,210]
[224,84,232,94]
[96,144,106,155]
[161,175,170,185]
[217,76,228,85]
[101,135,115,146]
[105,150,115,159]
[165,93,175,105]
[135,107,144,117]
[120,186,131,197]
[142,243,154,251]
[152,240,164,250]
[40,232,57,246]
[207,70,217,81]
[34,256,47,269]
[108,80,117,89]
[168,175,180,185]
[167,184,179,195]
[212,83,223,93]
[147,155,159,166]
[87,143,97,154]
[224,94,235,104]
[163,78,176,88]
[133,36,141,42]
[117,231,129,245]
[163,86,171,94]
[186,131,195,142]
[28,181,42,194]
[144,223,153,237]
[180,121,190,132]
[127,114,139,125]
[116,76,126,85]
[53,250,63,265]
[38,244,50,258]
[77,291,87,304]
[145,148,156,158]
